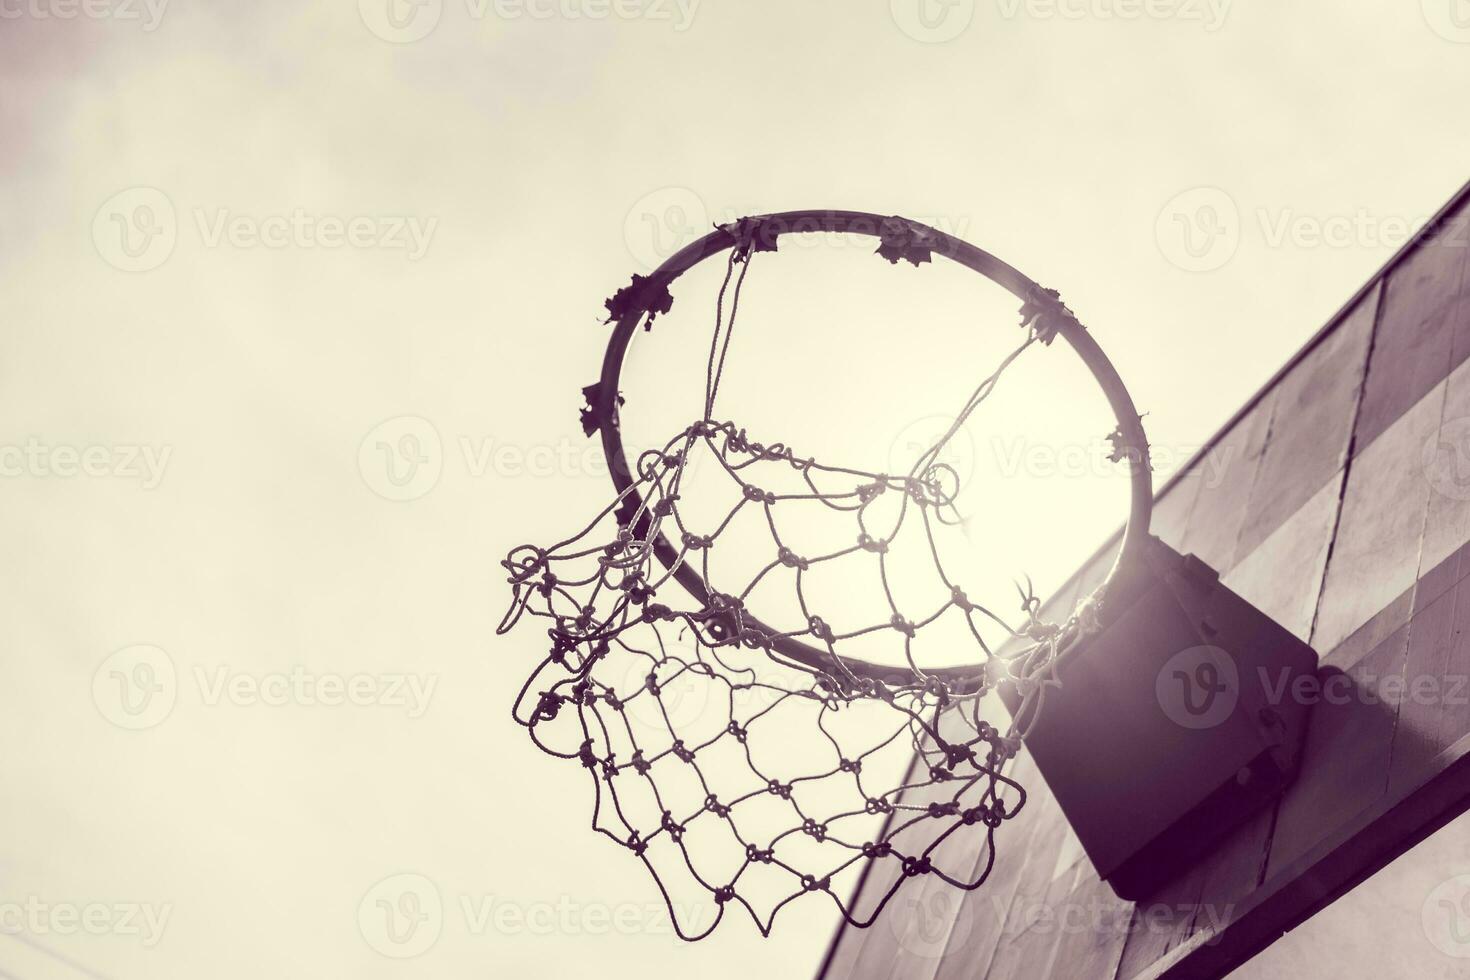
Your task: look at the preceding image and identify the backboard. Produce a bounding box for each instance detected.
[819,176,1470,980]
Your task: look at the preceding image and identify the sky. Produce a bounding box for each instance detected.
[2,1,1470,977]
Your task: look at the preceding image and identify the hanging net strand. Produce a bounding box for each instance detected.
[498,216,1098,939]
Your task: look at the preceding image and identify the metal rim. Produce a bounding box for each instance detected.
[592,210,1152,690]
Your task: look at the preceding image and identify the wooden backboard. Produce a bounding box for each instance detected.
[818,178,1470,980]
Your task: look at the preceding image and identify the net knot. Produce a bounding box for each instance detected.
[642,603,674,622]
[777,547,809,571]
[857,533,888,554]
[532,691,564,722]
[660,811,686,842]
[901,856,933,878]
[741,483,776,505]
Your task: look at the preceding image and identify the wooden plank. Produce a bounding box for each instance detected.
[1312,377,1444,652]
[1425,558,1470,769]
[1137,729,1470,979]
[1236,287,1375,560]
[1221,475,1339,642]
[1043,870,1132,980]
[1186,805,1274,941]
[1263,623,1410,879]
[931,754,1051,980]
[1421,356,1470,573]
[1388,565,1464,797]
[1177,394,1275,574]
[1353,203,1470,453]
[1113,860,1208,979]
[1445,199,1470,372]
[981,860,1081,980]
[1150,469,1203,552]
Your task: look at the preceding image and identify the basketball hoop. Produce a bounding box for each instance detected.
[498,211,1152,938]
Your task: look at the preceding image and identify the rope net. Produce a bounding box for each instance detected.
[498,221,1079,938]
